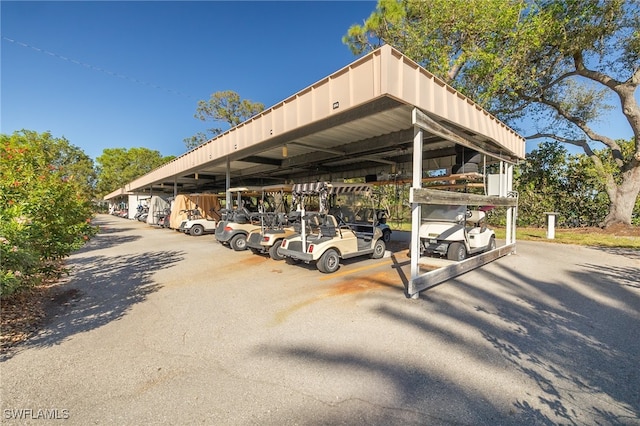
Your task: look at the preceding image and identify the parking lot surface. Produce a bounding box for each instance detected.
[1,214,639,425]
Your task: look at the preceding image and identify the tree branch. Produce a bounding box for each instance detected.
[541,70,579,93]
[525,133,614,187]
[520,91,624,167]
[573,51,622,90]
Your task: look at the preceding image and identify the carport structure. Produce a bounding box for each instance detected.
[105,44,525,297]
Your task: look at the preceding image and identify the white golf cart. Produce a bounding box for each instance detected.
[214,187,263,251]
[279,182,387,273]
[177,194,222,236]
[419,204,496,261]
[245,184,295,260]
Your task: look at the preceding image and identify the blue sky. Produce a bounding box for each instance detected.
[2,1,636,161]
[2,1,378,160]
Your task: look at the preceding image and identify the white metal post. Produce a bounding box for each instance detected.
[507,163,516,245]
[226,157,231,209]
[410,109,423,298]
[500,161,516,245]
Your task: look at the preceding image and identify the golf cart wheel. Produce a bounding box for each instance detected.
[230,234,247,251]
[269,242,284,261]
[190,224,204,236]
[382,229,391,243]
[317,249,340,273]
[487,236,496,251]
[447,242,467,261]
[371,239,386,259]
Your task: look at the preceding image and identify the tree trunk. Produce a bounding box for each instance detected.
[602,166,640,227]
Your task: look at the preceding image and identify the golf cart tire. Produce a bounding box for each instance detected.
[317,249,340,273]
[371,239,386,259]
[447,242,467,261]
[190,224,204,236]
[230,234,247,251]
[382,229,391,243]
[487,236,496,252]
[269,242,284,261]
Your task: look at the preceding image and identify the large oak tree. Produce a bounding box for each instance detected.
[344,0,639,227]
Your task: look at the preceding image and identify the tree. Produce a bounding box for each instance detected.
[513,139,639,227]
[515,141,570,226]
[0,130,96,295]
[344,0,640,227]
[95,147,174,197]
[184,90,265,150]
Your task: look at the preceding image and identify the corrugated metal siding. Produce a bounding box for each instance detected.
[383,47,524,158]
[113,45,524,197]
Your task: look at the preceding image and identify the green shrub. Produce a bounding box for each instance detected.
[1,131,97,296]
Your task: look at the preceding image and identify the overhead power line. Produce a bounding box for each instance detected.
[2,36,197,100]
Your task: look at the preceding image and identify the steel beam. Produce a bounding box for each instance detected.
[408,244,516,296]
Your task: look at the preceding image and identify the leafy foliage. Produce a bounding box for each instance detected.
[184,90,265,150]
[345,0,640,226]
[0,131,97,296]
[95,147,174,197]
[513,140,639,227]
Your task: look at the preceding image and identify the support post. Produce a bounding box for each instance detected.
[503,162,513,245]
[226,157,231,209]
[409,109,423,299]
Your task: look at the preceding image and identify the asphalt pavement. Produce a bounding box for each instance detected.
[1,214,639,425]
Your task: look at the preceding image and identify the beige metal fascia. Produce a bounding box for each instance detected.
[379,45,525,159]
[123,48,386,192]
[122,44,524,193]
[103,187,129,201]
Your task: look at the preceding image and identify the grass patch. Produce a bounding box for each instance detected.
[493,227,640,248]
[389,221,640,248]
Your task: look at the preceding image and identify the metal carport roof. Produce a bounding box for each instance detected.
[104,44,525,200]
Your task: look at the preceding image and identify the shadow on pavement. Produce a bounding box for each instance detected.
[0,217,184,362]
[256,252,640,424]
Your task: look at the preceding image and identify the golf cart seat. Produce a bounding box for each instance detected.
[234,207,252,224]
[319,215,338,238]
[467,210,487,232]
[290,212,321,234]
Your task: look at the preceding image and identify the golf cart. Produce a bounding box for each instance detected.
[418,204,496,261]
[245,184,295,260]
[214,187,263,251]
[176,194,222,236]
[278,182,387,273]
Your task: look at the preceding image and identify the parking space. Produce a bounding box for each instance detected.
[1,214,638,425]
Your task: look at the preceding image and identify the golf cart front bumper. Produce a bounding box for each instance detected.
[420,238,450,256]
[178,221,191,233]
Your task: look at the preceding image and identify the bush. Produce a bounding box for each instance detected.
[0,131,97,296]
